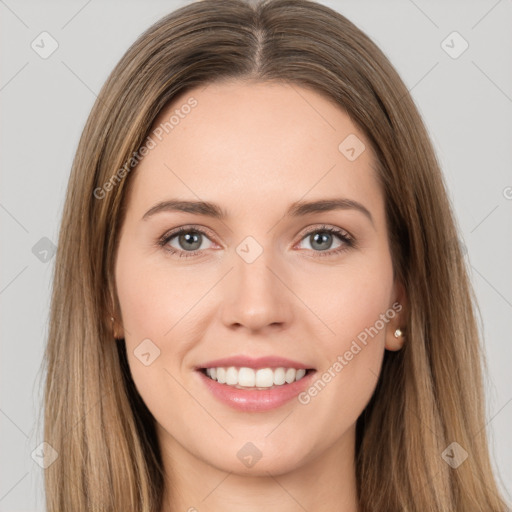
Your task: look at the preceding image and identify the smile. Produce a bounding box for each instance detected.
[201,366,312,389]
[196,367,317,412]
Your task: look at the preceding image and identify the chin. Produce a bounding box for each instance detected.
[201,440,312,476]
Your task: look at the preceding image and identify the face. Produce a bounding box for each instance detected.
[114,80,405,478]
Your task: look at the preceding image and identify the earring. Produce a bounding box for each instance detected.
[394,328,403,338]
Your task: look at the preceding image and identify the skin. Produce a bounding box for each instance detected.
[114,80,406,512]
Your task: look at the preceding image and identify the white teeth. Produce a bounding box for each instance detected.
[285,368,296,383]
[225,367,238,385]
[273,367,286,385]
[295,369,306,380]
[255,368,274,387]
[216,367,226,384]
[238,367,255,387]
[203,366,310,389]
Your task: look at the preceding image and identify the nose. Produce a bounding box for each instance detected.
[219,249,294,333]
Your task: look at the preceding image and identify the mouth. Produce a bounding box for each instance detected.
[198,366,316,390]
[194,355,317,411]
[196,364,318,412]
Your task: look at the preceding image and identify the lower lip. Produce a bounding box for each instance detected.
[196,369,317,412]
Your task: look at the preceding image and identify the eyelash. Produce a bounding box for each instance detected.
[156,224,355,259]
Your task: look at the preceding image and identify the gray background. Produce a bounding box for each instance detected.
[1,0,511,509]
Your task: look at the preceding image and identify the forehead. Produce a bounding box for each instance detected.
[125,80,383,219]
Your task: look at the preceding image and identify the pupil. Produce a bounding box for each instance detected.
[311,232,332,251]
[180,232,201,250]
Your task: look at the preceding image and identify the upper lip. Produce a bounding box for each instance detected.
[195,355,315,370]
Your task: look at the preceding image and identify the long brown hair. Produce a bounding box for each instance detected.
[40,0,509,510]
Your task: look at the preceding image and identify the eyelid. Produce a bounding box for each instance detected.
[294,223,352,243]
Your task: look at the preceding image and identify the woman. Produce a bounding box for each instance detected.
[41,0,510,510]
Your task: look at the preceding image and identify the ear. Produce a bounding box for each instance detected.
[108,290,125,340]
[111,314,125,340]
[385,280,407,351]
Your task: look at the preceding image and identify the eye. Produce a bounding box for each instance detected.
[157,224,355,259]
[157,226,215,258]
[295,225,354,257]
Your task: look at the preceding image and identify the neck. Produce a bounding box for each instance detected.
[159,424,359,512]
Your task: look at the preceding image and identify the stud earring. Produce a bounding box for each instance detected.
[394,328,403,338]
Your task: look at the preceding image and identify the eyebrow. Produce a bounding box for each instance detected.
[142,198,374,225]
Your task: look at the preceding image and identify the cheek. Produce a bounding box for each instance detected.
[115,247,209,436]
[301,250,395,347]
[296,252,394,422]
[114,237,225,380]
[115,240,209,343]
